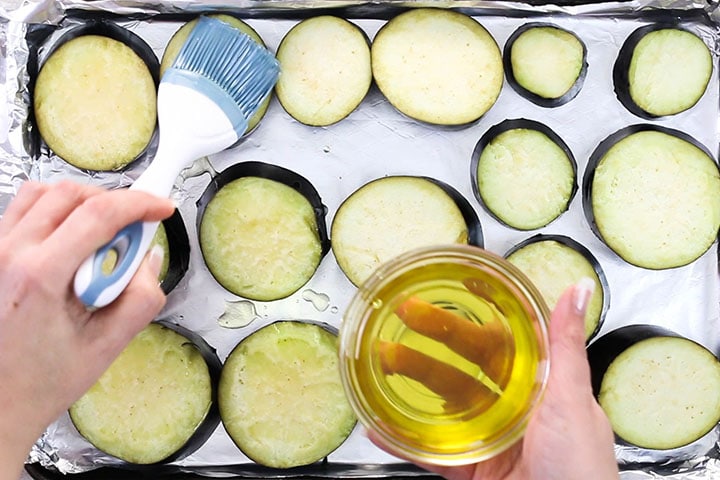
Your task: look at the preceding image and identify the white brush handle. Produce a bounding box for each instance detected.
[74,83,239,308]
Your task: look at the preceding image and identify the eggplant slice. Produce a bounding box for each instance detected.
[504,23,587,107]
[331,176,482,287]
[219,321,356,469]
[584,125,720,270]
[371,8,503,126]
[198,162,328,301]
[505,234,607,341]
[69,321,221,465]
[275,16,371,126]
[33,21,158,171]
[614,25,712,118]
[472,119,577,230]
[160,14,270,136]
[588,325,720,451]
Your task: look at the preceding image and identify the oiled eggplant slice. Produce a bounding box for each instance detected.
[276,16,371,126]
[160,14,270,136]
[219,321,356,468]
[69,321,221,465]
[371,8,503,126]
[614,24,712,118]
[587,325,720,450]
[504,23,587,107]
[471,119,577,230]
[583,124,720,270]
[505,234,608,341]
[33,21,158,171]
[197,161,329,301]
[331,176,482,287]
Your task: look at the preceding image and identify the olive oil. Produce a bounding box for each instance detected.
[341,247,549,464]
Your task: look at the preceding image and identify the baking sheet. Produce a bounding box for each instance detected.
[3,1,720,478]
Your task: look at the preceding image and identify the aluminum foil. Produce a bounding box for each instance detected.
[3,1,720,478]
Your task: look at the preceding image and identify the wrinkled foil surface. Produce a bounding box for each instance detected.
[3,0,720,478]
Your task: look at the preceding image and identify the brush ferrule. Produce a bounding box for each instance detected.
[163,68,250,137]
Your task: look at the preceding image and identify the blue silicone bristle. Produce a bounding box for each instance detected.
[170,16,279,124]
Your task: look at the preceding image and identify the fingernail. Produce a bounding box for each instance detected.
[148,245,165,278]
[573,277,595,316]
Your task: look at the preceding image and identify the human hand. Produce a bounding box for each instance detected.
[369,280,620,480]
[0,181,175,479]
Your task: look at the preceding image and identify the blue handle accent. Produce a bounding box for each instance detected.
[78,222,144,306]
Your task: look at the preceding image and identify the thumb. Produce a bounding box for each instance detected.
[84,245,167,359]
[547,278,596,394]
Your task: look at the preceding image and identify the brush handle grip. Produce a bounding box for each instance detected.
[74,220,161,308]
[73,83,244,308]
[72,135,186,309]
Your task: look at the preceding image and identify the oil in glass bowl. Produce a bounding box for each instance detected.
[340,245,550,465]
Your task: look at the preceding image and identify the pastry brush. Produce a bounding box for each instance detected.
[74,16,279,308]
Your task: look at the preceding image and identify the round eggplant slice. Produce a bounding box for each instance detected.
[33,21,158,171]
[331,176,482,287]
[160,14,270,136]
[275,16,371,126]
[197,162,329,301]
[587,325,720,451]
[472,119,577,230]
[371,8,503,126]
[584,125,720,270]
[505,234,607,341]
[614,25,712,118]
[69,321,221,465]
[219,321,356,468]
[504,23,587,107]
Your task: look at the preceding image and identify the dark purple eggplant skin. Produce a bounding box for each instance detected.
[503,22,587,108]
[40,20,160,86]
[586,324,720,454]
[470,118,577,231]
[332,175,483,249]
[27,20,160,169]
[613,22,709,120]
[586,324,683,399]
[196,161,331,259]
[69,319,222,467]
[582,124,716,269]
[379,96,487,131]
[504,233,609,342]
[420,177,484,248]
[160,209,190,296]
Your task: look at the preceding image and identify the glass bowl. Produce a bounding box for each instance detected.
[339,244,551,465]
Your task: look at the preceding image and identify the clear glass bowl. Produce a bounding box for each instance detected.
[339,244,551,465]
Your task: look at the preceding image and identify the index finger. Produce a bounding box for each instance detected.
[0,182,50,236]
[548,279,595,392]
[43,189,175,278]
